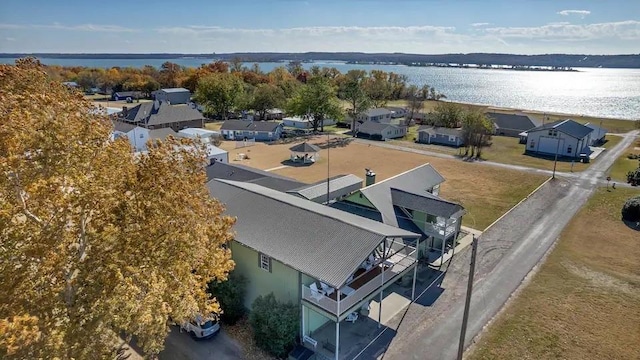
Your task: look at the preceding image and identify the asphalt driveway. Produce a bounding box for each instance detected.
[158,326,243,360]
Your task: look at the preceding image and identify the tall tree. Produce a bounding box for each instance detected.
[338,70,371,134]
[461,110,493,158]
[195,73,245,119]
[287,76,343,132]
[432,102,464,128]
[0,59,235,359]
[405,85,424,121]
[159,61,182,88]
[363,70,392,107]
[229,57,244,73]
[286,60,304,78]
[249,83,286,120]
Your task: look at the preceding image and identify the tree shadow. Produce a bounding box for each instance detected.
[622,219,640,231]
[280,159,316,167]
[316,137,354,149]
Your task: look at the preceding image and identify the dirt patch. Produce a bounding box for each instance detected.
[224,317,274,360]
[563,261,639,296]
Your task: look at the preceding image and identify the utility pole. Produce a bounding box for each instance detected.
[552,134,561,179]
[326,132,330,204]
[457,235,478,360]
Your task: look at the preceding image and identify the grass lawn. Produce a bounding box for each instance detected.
[204,121,223,131]
[218,137,546,230]
[469,187,640,360]
[608,138,640,182]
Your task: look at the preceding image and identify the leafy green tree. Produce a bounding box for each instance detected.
[208,271,248,325]
[621,196,640,223]
[433,102,464,128]
[0,59,236,359]
[338,70,371,134]
[461,110,493,158]
[195,73,245,119]
[249,83,286,120]
[286,60,304,78]
[287,76,343,132]
[249,293,299,358]
[363,70,392,107]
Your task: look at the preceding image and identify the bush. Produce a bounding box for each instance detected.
[627,168,640,186]
[621,196,640,223]
[208,271,248,325]
[249,293,299,358]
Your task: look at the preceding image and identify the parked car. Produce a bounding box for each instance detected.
[181,314,220,340]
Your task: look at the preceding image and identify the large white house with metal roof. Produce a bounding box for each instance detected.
[524,119,594,159]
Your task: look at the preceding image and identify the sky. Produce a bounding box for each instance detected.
[0,0,639,54]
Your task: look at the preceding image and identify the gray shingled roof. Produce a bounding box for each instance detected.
[391,188,465,219]
[121,101,204,126]
[112,120,138,133]
[159,87,190,93]
[418,126,463,137]
[359,164,446,227]
[357,121,397,135]
[527,119,593,139]
[148,127,178,140]
[221,120,282,132]
[364,108,393,117]
[584,122,608,139]
[486,112,538,132]
[289,142,321,153]
[208,179,419,288]
[287,174,363,203]
[205,162,305,192]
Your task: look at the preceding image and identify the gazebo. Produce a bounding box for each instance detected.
[289,142,321,164]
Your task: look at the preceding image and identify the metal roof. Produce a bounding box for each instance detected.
[527,119,593,139]
[220,120,282,132]
[359,164,446,227]
[391,188,465,219]
[208,179,419,288]
[121,102,204,126]
[205,162,305,192]
[159,87,190,93]
[584,122,608,139]
[287,174,363,203]
[486,112,538,132]
[289,142,321,153]
[112,120,138,133]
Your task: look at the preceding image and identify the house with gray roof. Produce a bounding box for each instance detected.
[287,174,363,204]
[118,100,205,132]
[357,108,393,123]
[112,120,149,152]
[112,91,144,101]
[153,88,191,104]
[355,121,406,140]
[486,112,538,140]
[220,120,283,141]
[335,164,465,261]
[207,178,421,359]
[417,126,464,147]
[205,161,305,192]
[584,122,608,145]
[524,119,593,159]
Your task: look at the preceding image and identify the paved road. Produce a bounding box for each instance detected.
[158,327,243,360]
[370,131,639,360]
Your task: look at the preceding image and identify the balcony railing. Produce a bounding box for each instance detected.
[423,222,457,238]
[302,250,417,317]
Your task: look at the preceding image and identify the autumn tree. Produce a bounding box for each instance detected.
[363,70,392,107]
[461,110,493,158]
[405,85,424,121]
[249,83,286,120]
[338,70,371,134]
[195,72,245,119]
[159,61,182,88]
[286,60,304,78]
[0,59,235,359]
[287,76,343,132]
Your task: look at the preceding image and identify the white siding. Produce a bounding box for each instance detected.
[527,130,586,158]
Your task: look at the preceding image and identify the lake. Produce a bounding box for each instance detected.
[2,57,639,120]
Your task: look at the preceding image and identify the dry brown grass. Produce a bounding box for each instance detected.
[469,188,640,360]
[218,137,545,229]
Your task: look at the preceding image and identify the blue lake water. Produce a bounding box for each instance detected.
[2,57,639,120]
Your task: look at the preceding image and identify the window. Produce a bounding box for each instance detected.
[426,214,437,224]
[553,130,558,136]
[139,133,144,138]
[548,130,553,136]
[268,132,273,137]
[530,140,535,148]
[406,208,414,218]
[259,253,271,272]
[567,146,572,154]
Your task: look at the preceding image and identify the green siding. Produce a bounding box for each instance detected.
[303,305,331,335]
[230,241,300,309]
[343,191,375,208]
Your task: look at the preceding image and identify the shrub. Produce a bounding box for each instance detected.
[627,168,640,186]
[208,271,248,325]
[621,196,640,223]
[249,293,299,358]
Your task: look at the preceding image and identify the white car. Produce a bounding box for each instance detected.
[181,315,220,340]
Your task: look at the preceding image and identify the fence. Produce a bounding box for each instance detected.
[235,138,256,149]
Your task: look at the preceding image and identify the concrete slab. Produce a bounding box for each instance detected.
[429,226,482,267]
[367,292,411,326]
[589,146,605,159]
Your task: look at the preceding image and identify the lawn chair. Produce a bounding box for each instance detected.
[345,312,358,323]
[310,283,324,301]
[320,282,335,296]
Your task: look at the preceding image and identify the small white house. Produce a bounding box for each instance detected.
[524,119,593,159]
[282,116,336,129]
[112,121,150,152]
[178,128,221,143]
[357,108,393,123]
[205,144,228,164]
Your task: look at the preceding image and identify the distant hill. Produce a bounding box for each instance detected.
[2,52,639,68]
